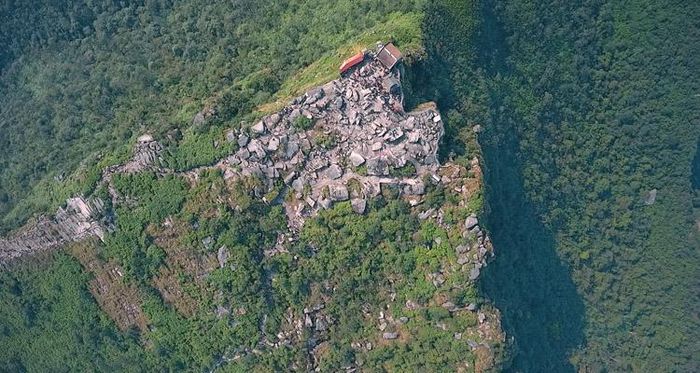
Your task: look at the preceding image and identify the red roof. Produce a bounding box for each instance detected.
[377,43,402,70]
[339,52,365,74]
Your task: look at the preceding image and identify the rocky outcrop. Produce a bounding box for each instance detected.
[213,53,444,230]
[0,197,108,266]
[0,133,165,267]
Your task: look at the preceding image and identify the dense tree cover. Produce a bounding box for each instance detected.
[0,253,145,371]
[0,0,424,234]
[404,0,699,371]
[414,0,700,371]
[3,0,697,371]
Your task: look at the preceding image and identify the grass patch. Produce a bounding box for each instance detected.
[256,12,424,114]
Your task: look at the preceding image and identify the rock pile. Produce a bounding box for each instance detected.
[219,53,444,229]
[0,134,166,266]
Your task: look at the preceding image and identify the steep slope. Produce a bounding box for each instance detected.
[0,0,425,234]
[473,0,700,371]
[0,48,505,371]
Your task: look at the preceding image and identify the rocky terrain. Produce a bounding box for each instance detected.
[0,48,505,369]
[0,50,447,267]
[0,196,107,266]
[205,55,444,231]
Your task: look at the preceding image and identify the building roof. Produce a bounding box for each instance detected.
[339,52,365,74]
[377,43,402,70]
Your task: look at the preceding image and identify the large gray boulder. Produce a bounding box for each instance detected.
[351,199,367,214]
[323,164,343,180]
[251,121,266,134]
[469,267,480,281]
[465,214,479,230]
[329,185,349,201]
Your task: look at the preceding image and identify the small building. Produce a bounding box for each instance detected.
[377,42,402,70]
[339,51,365,74]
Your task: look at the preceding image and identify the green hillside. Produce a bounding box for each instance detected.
[0,0,424,234]
[1,0,698,371]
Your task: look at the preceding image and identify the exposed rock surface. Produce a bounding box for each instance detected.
[0,134,165,266]
[214,55,444,230]
[0,197,108,266]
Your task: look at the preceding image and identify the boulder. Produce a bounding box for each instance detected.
[404,117,416,128]
[283,171,297,185]
[217,246,229,268]
[383,127,404,142]
[305,196,316,208]
[306,87,324,104]
[237,148,250,160]
[418,208,435,220]
[441,301,456,311]
[469,267,480,281]
[315,318,328,332]
[237,134,249,147]
[407,131,420,143]
[267,136,280,151]
[349,151,366,167]
[319,198,332,209]
[366,158,389,176]
[291,177,306,193]
[251,121,266,134]
[329,185,349,201]
[332,97,344,110]
[351,199,367,214]
[382,332,399,340]
[465,214,479,230]
[267,113,281,126]
[471,225,482,236]
[456,245,471,256]
[285,140,300,158]
[323,164,343,180]
[192,111,206,126]
[409,181,425,195]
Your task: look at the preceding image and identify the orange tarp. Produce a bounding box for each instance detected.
[339,52,365,74]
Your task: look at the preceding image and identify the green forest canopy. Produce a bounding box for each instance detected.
[0,0,698,372]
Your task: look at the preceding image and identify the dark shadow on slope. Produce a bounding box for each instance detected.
[478,105,586,372]
[402,1,586,370]
[476,1,586,371]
